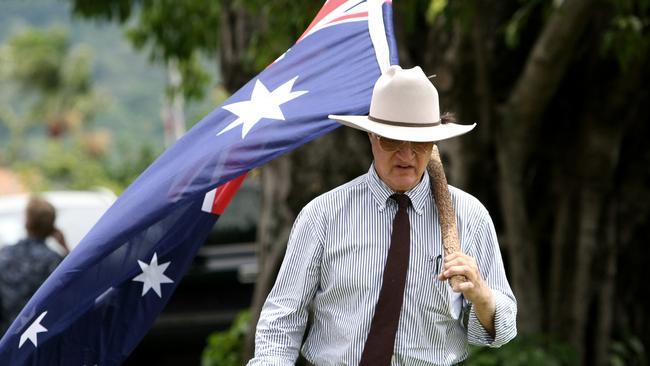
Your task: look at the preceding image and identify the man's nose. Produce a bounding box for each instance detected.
[395,143,415,158]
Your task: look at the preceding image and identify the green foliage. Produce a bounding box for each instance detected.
[126,0,220,62]
[165,55,212,101]
[238,0,320,71]
[601,0,650,72]
[609,333,647,366]
[70,0,137,23]
[462,336,577,366]
[69,0,320,94]
[7,138,158,194]
[504,0,543,49]
[128,1,219,99]
[2,26,97,118]
[426,0,448,24]
[106,143,160,190]
[13,140,122,193]
[5,26,69,92]
[74,0,221,101]
[201,310,251,366]
[0,26,100,164]
[2,26,97,125]
[419,1,480,33]
[0,22,160,192]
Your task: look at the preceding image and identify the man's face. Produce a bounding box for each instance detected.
[369,133,433,193]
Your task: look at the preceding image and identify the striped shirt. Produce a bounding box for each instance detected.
[248,165,517,366]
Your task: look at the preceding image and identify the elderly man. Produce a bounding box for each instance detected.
[248,65,517,365]
[0,196,68,334]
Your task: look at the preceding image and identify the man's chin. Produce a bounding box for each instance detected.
[388,179,418,193]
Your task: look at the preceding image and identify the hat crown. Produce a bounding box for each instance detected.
[369,65,440,125]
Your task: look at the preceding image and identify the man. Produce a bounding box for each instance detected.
[0,196,68,334]
[248,65,517,365]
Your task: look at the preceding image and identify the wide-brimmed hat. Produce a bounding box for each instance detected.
[329,65,475,142]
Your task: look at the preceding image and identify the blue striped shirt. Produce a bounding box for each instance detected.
[248,165,517,366]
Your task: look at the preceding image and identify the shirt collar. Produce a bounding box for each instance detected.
[366,163,430,215]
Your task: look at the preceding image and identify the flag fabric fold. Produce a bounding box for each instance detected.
[0,0,398,364]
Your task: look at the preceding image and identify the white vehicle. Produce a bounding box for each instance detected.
[0,190,117,254]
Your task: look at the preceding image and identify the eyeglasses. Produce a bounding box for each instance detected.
[371,134,432,154]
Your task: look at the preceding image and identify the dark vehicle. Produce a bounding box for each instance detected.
[126,177,261,365]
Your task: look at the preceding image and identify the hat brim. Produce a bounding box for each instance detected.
[328,115,476,142]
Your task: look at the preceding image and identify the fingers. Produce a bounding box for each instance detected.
[437,252,483,296]
[453,281,474,293]
[440,253,478,279]
[437,265,473,281]
[444,251,467,262]
[437,252,492,304]
[444,252,476,267]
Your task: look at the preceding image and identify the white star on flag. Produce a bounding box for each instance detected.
[217,76,308,138]
[19,311,48,349]
[132,253,173,298]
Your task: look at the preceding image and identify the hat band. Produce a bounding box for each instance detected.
[369,115,441,127]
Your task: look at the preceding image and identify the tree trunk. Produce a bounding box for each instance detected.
[218,1,257,92]
[548,193,571,336]
[243,155,295,361]
[569,126,623,362]
[571,188,601,362]
[497,0,592,334]
[569,41,645,360]
[594,203,617,366]
[162,59,186,147]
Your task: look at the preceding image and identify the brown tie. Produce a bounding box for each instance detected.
[359,193,411,366]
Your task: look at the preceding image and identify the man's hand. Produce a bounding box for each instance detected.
[437,252,490,304]
[438,252,496,336]
[50,227,70,256]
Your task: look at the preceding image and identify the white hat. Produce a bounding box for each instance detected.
[329,65,475,142]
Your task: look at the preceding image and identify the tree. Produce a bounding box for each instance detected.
[67,1,650,365]
[394,0,650,364]
[0,26,137,192]
[0,26,101,164]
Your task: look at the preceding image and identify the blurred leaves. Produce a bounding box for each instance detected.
[504,0,543,49]
[0,24,158,193]
[70,0,138,23]
[0,26,102,164]
[201,310,250,366]
[13,140,120,192]
[70,0,320,95]
[601,2,650,72]
[4,27,68,92]
[462,335,578,366]
[125,0,221,62]
[609,333,647,366]
[167,55,211,101]
[426,0,448,24]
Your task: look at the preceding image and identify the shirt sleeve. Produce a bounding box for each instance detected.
[466,209,517,348]
[247,204,323,365]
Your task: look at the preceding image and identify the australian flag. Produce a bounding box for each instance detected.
[0,0,398,364]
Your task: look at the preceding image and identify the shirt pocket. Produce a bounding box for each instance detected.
[410,254,453,318]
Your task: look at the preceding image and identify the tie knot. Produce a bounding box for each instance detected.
[391,194,411,209]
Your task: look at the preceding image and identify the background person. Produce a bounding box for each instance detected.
[0,196,69,334]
